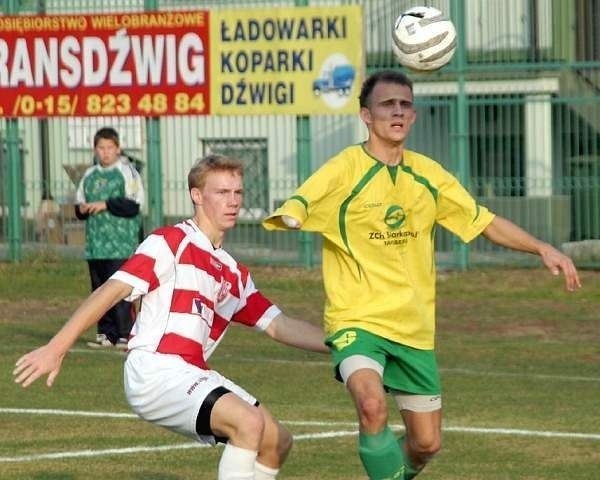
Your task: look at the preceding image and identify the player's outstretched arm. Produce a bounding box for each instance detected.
[265,313,329,353]
[13,279,133,388]
[482,215,581,291]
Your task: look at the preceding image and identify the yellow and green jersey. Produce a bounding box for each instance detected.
[263,143,495,349]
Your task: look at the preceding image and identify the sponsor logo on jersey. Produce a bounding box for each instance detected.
[90,177,109,196]
[363,201,383,209]
[210,257,223,271]
[366,204,419,246]
[186,375,208,395]
[384,205,406,229]
[193,298,214,326]
[216,280,232,302]
[331,330,357,350]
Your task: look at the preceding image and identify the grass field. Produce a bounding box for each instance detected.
[1,257,599,479]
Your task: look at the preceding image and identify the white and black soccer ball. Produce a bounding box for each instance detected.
[392,6,457,72]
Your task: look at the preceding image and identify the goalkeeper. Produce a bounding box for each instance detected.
[263,70,581,480]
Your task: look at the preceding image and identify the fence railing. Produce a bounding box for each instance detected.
[1,0,599,268]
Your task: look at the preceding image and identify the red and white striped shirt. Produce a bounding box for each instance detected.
[111,219,281,369]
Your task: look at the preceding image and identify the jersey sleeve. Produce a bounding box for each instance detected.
[110,226,182,301]
[263,157,345,233]
[121,160,145,208]
[231,269,281,331]
[435,166,495,242]
[75,167,93,204]
[105,197,140,217]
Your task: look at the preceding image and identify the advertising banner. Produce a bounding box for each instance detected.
[0,6,363,117]
[211,5,363,115]
[0,11,210,117]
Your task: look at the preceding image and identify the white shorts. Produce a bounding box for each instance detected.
[124,349,257,445]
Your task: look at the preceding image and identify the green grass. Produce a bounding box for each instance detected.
[1,259,599,479]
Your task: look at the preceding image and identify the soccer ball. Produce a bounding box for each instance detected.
[392,6,457,72]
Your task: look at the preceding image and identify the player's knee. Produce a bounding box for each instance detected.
[233,407,265,446]
[356,396,388,430]
[257,422,293,467]
[277,427,293,457]
[267,422,293,457]
[409,434,441,460]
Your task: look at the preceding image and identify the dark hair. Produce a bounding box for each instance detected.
[359,70,414,108]
[93,127,120,148]
[188,153,243,191]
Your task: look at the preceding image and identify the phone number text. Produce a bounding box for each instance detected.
[4,92,207,117]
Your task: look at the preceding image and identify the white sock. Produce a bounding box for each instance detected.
[255,461,279,480]
[218,443,257,480]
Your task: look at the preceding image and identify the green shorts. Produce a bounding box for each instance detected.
[326,328,441,395]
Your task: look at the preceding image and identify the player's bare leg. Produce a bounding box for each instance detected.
[254,405,293,479]
[400,408,442,478]
[210,392,265,479]
[347,368,388,432]
[347,368,406,479]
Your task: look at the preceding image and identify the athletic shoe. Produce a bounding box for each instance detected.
[86,334,114,349]
[115,338,129,351]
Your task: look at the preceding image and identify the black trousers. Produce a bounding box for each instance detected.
[87,259,134,344]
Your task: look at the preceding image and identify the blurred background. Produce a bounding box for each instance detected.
[1,0,598,268]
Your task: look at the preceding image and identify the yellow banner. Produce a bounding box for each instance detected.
[211,5,363,115]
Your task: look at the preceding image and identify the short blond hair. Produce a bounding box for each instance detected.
[188,154,243,191]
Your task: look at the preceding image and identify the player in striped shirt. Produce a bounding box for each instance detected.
[264,70,581,480]
[14,154,328,480]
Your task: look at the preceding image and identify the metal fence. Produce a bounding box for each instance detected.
[1,0,599,268]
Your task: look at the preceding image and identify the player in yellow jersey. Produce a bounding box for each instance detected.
[263,70,581,480]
